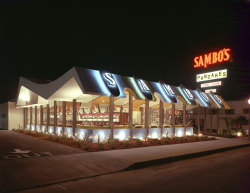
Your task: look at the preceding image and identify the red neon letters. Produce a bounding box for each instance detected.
[194,48,231,68]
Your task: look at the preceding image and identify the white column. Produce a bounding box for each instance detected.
[217,108,220,134]
[198,105,200,134]
[46,104,50,133]
[72,99,76,137]
[172,103,175,136]
[129,93,133,139]
[54,100,57,134]
[35,106,37,131]
[23,108,26,129]
[109,96,114,140]
[159,100,164,137]
[40,105,43,132]
[62,101,66,136]
[145,99,149,138]
[183,104,186,136]
[30,107,32,130]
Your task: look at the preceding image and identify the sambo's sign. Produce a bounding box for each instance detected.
[193,48,231,68]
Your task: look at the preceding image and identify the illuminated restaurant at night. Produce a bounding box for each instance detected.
[15,67,230,142]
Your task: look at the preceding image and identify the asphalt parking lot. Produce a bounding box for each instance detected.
[0,130,84,161]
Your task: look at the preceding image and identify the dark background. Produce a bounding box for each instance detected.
[0,0,249,103]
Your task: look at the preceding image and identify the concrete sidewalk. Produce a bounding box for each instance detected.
[1,137,249,193]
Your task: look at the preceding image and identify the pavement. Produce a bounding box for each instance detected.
[0,130,250,193]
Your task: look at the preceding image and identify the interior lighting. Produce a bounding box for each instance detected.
[237,132,242,137]
[186,131,191,136]
[177,130,183,137]
[116,131,126,140]
[151,132,158,139]
[20,92,30,102]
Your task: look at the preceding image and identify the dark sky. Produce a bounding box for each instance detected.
[0,0,249,103]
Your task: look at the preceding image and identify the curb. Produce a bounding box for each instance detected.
[123,143,250,171]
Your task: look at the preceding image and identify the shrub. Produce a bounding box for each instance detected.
[98,143,105,150]
[84,145,90,151]
[136,139,142,145]
[109,144,115,149]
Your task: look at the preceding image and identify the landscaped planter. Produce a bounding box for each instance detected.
[13,129,216,152]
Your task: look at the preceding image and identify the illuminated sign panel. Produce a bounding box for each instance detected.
[196,69,227,82]
[200,92,209,102]
[135,79,153,100]
[205,89,216,93]
[194,48,231,68]
[100,71,120,96]
[178,85,196,105]
[183,88,193,99]
[201,81,222,88]
[160,83,177,103]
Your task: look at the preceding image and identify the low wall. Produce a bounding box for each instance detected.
[26,124,193,142]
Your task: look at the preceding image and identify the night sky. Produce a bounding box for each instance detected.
[0,0,249,103]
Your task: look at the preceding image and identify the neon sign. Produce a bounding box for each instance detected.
[196,69,227,82]
[201,81,222,88]
[160,83,177,103]
[194,48,231,68]
[135,79,153,100]
[104,73,116,86]
[205,89,216,93]
[200,92,209,102]
[138,79,150,91]
[100,71,120,97]
[183,88,193,99]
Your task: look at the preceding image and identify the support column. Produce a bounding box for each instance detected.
[72,99,77,137]
[30,107,32,130]
[23,108,26,130]
[35,106,37,131]
[145,99,149,139]
[109,96,114,140]
[197,105,200,134]
[26,108,28,129]
[210,108,213,133]
[217,108,220,134]
[62,101,66,136]
[159,100,164,137]
[40,105,43,132]
[204,107,207,133]
[183,104,186,136]
[140,107,144,124]
[46,104,50,133]
[129,93,133,139]
[248,107,250,140]
[54,101,57,135]
[172,103,175,136]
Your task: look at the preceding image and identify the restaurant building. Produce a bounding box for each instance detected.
[2,67,230,142]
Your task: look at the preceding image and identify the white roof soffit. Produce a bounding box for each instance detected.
[17,86,48,106]
[17,67,86,101]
